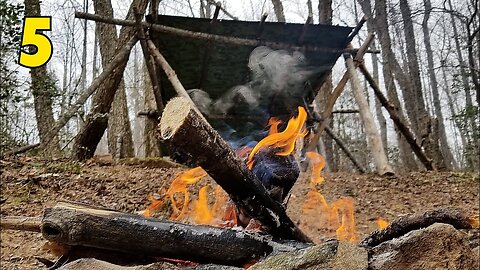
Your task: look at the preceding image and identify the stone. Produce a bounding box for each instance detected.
[369,223,478,270]
[249,240,367,270]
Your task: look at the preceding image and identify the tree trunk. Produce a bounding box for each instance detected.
[92,0,134,159]
[399,0,443,169]
[271,0,286,22]
[143,64,162,157]
[422,0,455,170]
[317,0,336,171]
[24,0,61,156]
[446,0,478,169]
[373,0,418,170]
[358,0,388,151]
[72,0,148,160]
[345,54,393,175]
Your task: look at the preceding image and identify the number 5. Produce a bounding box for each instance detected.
[19,17,53,68]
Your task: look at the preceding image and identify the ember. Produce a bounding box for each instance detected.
[376,217,390,229]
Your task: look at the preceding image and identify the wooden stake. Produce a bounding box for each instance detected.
[345,53,393,175]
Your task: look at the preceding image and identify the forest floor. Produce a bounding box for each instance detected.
[1,156,479,269]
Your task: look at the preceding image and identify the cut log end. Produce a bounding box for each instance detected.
[160,97,193,140]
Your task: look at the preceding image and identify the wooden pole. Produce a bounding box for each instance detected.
[324,126,366,173]
[74,12,370,55]
[159,97,311,242]
[305,34,375,154]
[358,63,435,170]
[134,8,163,113]
[345,53,394,175]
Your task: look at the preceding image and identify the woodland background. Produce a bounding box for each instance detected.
[1,0,479,172]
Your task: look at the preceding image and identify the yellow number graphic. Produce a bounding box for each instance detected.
[19,17,53,68]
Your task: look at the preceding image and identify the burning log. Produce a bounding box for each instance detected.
[361,208,475,248]
[40,201,304,266]
[159,97,311,242]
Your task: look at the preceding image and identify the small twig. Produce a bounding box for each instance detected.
[1,216,42,232]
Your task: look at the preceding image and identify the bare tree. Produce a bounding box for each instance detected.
[24,0,61,156]
[372,0,418,170]
[422,0,456,169]
[72,0,148,160]
[358,0,388,151]
[92,0,134,159]
[271,0,286,22]
[317,0,336,171]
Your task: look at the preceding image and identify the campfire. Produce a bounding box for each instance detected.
[143,105,358,245]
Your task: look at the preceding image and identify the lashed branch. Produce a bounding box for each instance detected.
[74,12,368,55]
[358,63,434,170]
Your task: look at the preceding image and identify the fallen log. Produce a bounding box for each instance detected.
[360,208,474,248]
[159,97,311,243]
[41,201,303,266]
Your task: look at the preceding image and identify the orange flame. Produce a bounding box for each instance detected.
[267,117,282,135]
[247,107,307,169]
[468,215,480,229]
[144,166,207,219]
[306,151,325,186]
[376,217,390,230]
[193,186,214,224]
[145,167,238,227]
[302,152,357,242]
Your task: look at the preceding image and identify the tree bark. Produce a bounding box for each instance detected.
[159,97,311,242]
[143,64,162,157]
[24,0,61,156]
[422,0,456,170]
[399,0,443,168]
[345,54,393,175]
[41,201,299,266]
[373,0,418,170]
[72,0,148,161]
[93,0,134,160]
[316,0,335,170]
[271,0,286,22]
[358,0,388,151]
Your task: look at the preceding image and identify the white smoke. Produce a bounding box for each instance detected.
[188,46,315,118]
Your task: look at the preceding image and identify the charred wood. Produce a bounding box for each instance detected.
[361,208,474,248]
[41,201,304,266]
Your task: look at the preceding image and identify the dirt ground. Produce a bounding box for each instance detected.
[1,156,479,269]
